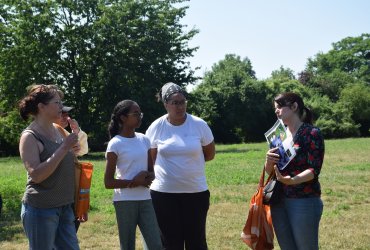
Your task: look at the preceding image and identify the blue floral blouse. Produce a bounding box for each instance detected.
[281,123,325,198]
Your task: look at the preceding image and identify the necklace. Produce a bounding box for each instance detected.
[288,121,303,138]
[32,121,63,144]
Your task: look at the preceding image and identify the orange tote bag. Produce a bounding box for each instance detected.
[74,162,93,218]
[241,167,274,250]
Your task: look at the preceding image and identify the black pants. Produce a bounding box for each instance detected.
[150,190,210,250]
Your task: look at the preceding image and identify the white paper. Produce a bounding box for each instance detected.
[264,119,296,170]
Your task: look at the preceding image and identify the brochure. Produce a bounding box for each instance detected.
[264,119,296,170]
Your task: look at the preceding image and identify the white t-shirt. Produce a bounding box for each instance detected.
[145,114,214,193]
[105,132,151,201]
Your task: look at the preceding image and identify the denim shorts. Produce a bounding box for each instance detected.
[21,202,79,250]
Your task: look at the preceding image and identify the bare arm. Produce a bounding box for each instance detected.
[146,149,155,182]
[19,132,78,183]
[202,141,215,161]
[104,152,133,189]
[274,166,314,185]
[149,148,157,165]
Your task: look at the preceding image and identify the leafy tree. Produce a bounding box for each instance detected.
[270,66,295,81]
[0,0,198,153]
[307,33,370,83]
[339,82,370,136]
[307,94,359,138]
[303,34,370,136]
[189,54,274,143]
[304,70,356,101]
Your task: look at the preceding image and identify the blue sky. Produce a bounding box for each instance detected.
[180,1,370,81]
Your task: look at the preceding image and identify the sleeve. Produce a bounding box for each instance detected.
[77,129,88,156]
[200,120,214,146]
[143,134,151,151]
[145,122,158,149]
[307,127,325,178]
[105,138,118,158]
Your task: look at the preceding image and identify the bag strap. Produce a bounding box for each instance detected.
[23,129,44,146]
[260,165,277,187]
[259,166,266,187]
[54,124,69,138]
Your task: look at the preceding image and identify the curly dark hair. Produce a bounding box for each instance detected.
[18,84,64,121]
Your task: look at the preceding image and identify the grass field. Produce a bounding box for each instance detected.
[0,138,369,249]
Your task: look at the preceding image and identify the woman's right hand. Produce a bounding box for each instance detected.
[130,171,150,188]
[62,133,79,150]
[265,147,279,173]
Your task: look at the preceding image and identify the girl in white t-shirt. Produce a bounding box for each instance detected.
[104,100,162,250]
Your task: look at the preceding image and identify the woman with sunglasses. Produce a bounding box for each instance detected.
[18,84,80,249]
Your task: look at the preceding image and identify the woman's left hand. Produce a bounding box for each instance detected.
[274,165,295,185]
[71,143,81,155]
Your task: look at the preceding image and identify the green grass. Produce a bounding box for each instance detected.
[1,138,370,249]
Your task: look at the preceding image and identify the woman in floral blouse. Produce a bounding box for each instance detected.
[265,92,325,250]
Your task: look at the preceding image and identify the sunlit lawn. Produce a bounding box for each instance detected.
[1,138,369,249]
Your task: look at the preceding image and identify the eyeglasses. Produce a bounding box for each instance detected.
[48,100,63,106]
[127,112,144,119]
[167,100,187,107]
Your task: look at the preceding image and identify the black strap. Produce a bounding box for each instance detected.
[23,129,44,146]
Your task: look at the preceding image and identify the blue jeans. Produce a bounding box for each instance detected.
[271,197,323,250]
[113,200,162,250]
[21,202,79,250]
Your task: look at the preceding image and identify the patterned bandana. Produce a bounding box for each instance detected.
[161,82,185,102]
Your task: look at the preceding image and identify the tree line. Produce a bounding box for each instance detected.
[0,0,369,155]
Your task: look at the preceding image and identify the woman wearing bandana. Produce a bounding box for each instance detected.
[146,82,216,250]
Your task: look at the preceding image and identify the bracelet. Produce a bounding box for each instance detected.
[291,176,298,185]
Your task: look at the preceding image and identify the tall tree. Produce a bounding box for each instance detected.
[306,33,370,83]
[304,34,370,136]
[0,0,198,153]
[339,82,370,136]
[270,66,295,81]
[189,54,273,143]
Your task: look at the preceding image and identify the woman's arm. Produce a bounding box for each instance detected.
[274,166,314,185]
[19,132,77,183]
[145,149,155,185]
[149,148,158,165]
[104,152,133,189]
[202,141,215,161]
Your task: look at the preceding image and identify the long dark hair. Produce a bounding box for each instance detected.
[18,84,63,121]
[108,100,137,138]
[274,92,313,124]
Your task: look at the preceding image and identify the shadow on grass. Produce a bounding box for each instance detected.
[216,147,261,154]
[79,152,105,161]
[0,203,24,242]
